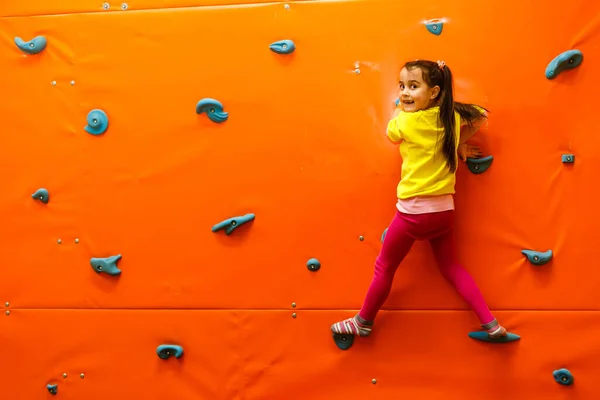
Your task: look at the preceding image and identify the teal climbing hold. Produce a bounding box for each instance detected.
[269,39,296,54]
[545,50,583,79]
[562,154,574,163]
[466,156,493,174]
[47,384,58,395]
[381,228,388,243]
[553,368,574,386]
[32,188,49,204]
[522,249,552,266]
[212,213,255,235]
[332,333,354,350]
[306,258,321,272]
[425,19,443,35]
[14,36,47,55]
[468,331,520,343]
[395,98,400,106]
[84,109,109,135]
[90,255,122,276]
[156,344,184,359]
[196,98,229,123]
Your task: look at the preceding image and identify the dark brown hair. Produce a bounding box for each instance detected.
[402,60,488,172]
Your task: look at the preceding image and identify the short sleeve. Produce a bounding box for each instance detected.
[387,111,423,142]
[474,105,486,116]
[459,105,487,126]
[386,116,403,142]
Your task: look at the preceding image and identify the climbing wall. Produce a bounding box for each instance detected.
[1,0,599,398]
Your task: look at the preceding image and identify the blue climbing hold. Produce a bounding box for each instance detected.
[196,98,229,123]
[466,156,493,174]
[306,258,321,272]
[269,39,296,54]
[545,50,583,79]
[332,333,354,350]
[562,154,574,163]
[84,109,109,135]
[156,344,184,359]
[47,384,58,395]
[395,98,400,106]
[553,368,574,386]
[522,249,553,266]
[212,213,255,235]
[468,331,521,343]
[425,19,443,35]
[90,255,122,276]
[32,188,49,204]
[381,228,388,243]
[14,36,47,55]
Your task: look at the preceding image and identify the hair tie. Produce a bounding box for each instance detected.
[437,60,445,70]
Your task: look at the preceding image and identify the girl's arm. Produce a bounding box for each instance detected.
[459,111,488,144]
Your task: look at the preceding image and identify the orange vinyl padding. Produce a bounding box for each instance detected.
[1,0,599,399]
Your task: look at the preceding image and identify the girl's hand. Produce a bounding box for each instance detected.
[458,143,483,162]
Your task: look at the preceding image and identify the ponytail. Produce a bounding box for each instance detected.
[438,66,457,173]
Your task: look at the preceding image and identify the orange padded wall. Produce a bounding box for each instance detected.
[1,0,599,398]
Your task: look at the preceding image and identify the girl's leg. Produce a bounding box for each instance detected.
[330,211,415,337]
[429,228,507,339]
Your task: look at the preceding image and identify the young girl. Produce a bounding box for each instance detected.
[331,59,511,341]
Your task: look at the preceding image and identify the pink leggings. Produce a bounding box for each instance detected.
[358,209,495,325]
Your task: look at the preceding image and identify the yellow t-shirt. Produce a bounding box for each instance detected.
[386,106,461,200]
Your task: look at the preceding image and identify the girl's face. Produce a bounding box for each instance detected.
[398,67,440,112]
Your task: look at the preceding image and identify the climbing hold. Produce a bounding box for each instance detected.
[424,19,444,35]
[553,368,574,386]
[466,156,493,174]
[332,333,354,350]
[381,228,388,243]
[90,255,122,276]
[269,39,296,54]
[306,258,321,272]
[84,109,109,135]
[196,98,229,123]
[468,331,521,343]
[522,249,553,266]
[562,154,575,163]
[47,384,58,395]
[545,50,583,79]
[212,213,255,235]
[32,188,49,204]
[14,36,47,55]
[395,98,400,106]
[157,344,184,359]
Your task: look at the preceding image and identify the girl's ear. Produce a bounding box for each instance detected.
[430,85,441,99]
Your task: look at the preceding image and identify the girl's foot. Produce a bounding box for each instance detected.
[331,315,372,337]
[483,318,507,340]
